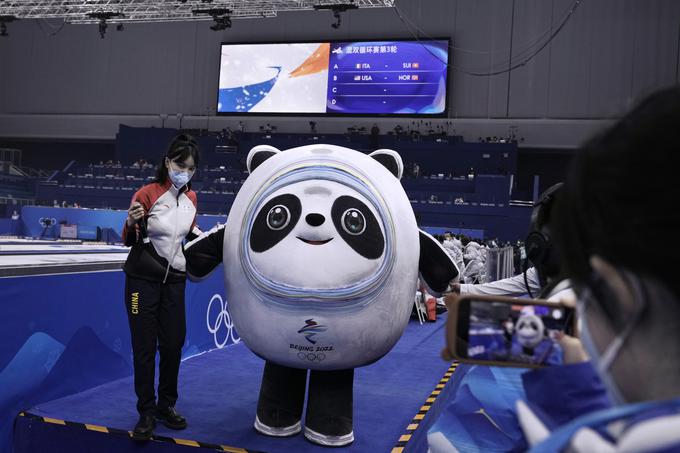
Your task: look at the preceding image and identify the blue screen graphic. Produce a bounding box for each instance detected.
[217,40,449,115]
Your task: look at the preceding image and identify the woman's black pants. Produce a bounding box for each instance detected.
[125,276,186,416]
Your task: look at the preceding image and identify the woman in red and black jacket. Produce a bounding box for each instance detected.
[122,134,202,440]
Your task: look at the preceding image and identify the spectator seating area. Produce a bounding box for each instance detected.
[0,164,40,217]
[402,174,510,206]
[26,125,532,239]
[1,174,34,200]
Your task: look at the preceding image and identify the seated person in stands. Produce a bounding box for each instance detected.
[442,232,464,273]
[461,239,487,284]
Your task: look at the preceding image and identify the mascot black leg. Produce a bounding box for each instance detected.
[254,361,307,437]
[304,368,354,446]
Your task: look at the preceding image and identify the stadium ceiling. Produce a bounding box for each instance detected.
[0,1,394,24]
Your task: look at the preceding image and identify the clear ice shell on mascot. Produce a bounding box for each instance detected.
[184,144,458,447]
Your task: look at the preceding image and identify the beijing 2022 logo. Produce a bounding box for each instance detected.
[207,294,240,348]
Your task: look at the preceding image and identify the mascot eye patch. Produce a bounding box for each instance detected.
[251,194,302,252]
[331,196,384,259]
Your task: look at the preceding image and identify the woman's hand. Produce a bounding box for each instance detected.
[127,201,145,227]
[440,293,461,361]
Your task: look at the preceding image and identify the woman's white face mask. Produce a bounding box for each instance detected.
[166,158,195,188]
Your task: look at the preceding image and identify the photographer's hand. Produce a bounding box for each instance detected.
[553,332,589,364]
[440,294,460,361]
[553,296,589,364]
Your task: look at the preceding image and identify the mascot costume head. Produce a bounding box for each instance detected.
[229,144,421,370]
[184,143,458,446]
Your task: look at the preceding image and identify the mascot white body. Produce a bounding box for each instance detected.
[185,144,457,446]
[226,144,419,370]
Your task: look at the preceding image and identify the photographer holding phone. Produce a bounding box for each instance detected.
[514,86,680,453]
[122,135,202,440]
[434,87,680,453]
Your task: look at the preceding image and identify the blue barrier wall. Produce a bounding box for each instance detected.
[18,202,530,242]
[421,226,485,240]
[414,204,531,241]
[0,266,235,452]
[19,206,226,240]
[0,219,21,236]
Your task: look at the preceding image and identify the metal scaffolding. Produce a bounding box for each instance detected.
[0,1,394,24]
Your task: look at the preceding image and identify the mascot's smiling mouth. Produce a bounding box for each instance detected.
[297,237,334,246]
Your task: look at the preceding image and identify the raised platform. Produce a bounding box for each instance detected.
[0,247,229,452]
[14,317,458,453]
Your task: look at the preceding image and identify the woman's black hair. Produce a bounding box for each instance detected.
[155,134,201,184]
[554,86,680,299]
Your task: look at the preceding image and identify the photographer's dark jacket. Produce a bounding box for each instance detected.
[122,180,201,282]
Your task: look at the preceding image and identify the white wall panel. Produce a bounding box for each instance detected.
[0,0,678,145]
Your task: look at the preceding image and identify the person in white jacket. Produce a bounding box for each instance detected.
[456,183,567,299]
[459,266,541,297]
[441,233,464,273]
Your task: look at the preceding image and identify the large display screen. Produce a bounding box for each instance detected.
[216,39,449,116]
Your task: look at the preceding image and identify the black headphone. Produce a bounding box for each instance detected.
[524,183,564,293]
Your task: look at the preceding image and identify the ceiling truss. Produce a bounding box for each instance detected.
[0,1,394,24]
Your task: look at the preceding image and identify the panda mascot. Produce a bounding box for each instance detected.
[184,144,458,446]
[515,313,546,356]
[512,310,564,365]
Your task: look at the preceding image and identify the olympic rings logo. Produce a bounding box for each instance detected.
[297,352,326,363]
[206,294,240,348]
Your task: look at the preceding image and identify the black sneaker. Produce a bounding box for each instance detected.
[156,407,187,430]
[132,414,155,441]
[304,416,354,447]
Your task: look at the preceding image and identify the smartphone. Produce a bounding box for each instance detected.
[444,295,577,368]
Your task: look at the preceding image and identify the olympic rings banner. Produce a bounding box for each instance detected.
[0,265,235,452]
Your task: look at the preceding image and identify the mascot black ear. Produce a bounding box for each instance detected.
[247,145,281,174]
[369,149,403,180]
[418,230,459,296]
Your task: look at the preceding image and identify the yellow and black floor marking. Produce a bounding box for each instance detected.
[390,361,459,453]
[17,412,264,452]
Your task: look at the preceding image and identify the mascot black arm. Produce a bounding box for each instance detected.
[418,230,459,296]
[183,224,225,281]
